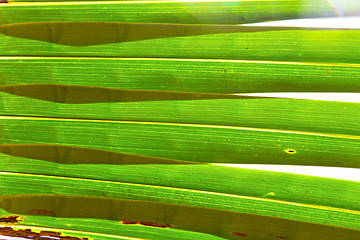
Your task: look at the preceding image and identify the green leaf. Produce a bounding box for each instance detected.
[1,27,359,63]
[1,1,359,239]
[1,92,359,136]
[2,0,359,25]
[1,116,359,167]
[2,22,326,46]
[0,209,224,240]
[1,172,359,239]
[1,163,359,213]
[1,57,359,93]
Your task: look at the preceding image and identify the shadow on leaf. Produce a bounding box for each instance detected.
[0,83,264,103]
[0,21,318,46]
[0,143,197,164]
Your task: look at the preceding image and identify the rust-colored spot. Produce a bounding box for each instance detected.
[232,232,248,237]
[27,209,54,216]
[0,226,89,239]
[122,219,174,228]
[40,230,62,237]
[0,216,21,223]
[266,233,287,239]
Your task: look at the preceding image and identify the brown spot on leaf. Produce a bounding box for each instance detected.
[27,209,54,216]
[232,232,248,237]
[0,226,89,239]
[266,233,287,239]
[40,230,62,237]
[122,219,173,228]
[0,216,21,223]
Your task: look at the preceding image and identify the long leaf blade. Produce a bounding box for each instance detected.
[2,0,360,25]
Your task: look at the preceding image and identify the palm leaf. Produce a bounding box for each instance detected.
[0,0,359,239]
